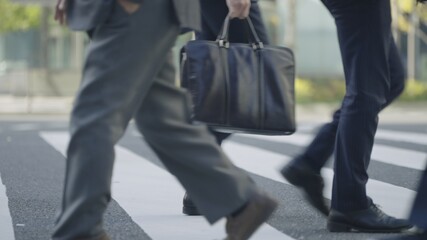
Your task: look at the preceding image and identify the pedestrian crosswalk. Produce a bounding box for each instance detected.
[243,133,427,170]
[40,132,292,240]
[0,122,426,240]
[222,141,416,219]
[375,129,427,146]
[0,172,15,240]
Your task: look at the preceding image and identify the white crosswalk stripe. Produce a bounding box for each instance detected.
[0,173,15,240]
[222,142,416,219]
[297,124,427,146]
[242,133,427,170]
[375,129,427,146]
[40,132,294,240]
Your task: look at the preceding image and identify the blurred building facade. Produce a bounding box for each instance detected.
[0,0,426,98]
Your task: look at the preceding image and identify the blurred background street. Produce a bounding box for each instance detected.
[0,0,426,240]
[1,0,427,109]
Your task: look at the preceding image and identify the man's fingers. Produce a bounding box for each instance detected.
[54,0,67,25]
[239,3,250,19]
[229,11,239,19]
[54,10,65,25]
[58,0,66,10]
[227,0,250,19]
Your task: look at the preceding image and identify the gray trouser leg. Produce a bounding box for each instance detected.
[53,1,182,239]
[134,54,256,224]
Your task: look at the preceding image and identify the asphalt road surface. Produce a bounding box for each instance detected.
[0,119,426,240]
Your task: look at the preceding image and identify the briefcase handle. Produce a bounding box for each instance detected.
[216,16,264,49]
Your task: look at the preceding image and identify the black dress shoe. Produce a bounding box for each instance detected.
[182,193,201,216]
[280,161,329,216]
[327,200,412,233]
[225,191,278,240]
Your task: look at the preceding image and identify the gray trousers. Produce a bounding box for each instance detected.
[52,0,256,239]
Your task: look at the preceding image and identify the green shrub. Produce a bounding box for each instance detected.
[0,0,41,33]
[295,78,427,103]
[295,78,315,103]
[295,78,345,103]
[399,80,427,101]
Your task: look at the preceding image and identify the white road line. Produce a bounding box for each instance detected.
[295,123,427,146]
[375,129,427,146]
[0,173,15,240]
[133,125,427,146]
[371,145,427,170]
[8,123,39,131]
[40,132,293,240]
[297,123,427,146]
[242,133,427,171]
[222,141,416,219]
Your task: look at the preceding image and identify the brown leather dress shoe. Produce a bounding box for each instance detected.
[224,191,278,240]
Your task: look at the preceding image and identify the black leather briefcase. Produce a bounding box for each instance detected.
[180,16,296,135]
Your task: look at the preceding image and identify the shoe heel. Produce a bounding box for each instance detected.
[183,205,200,216]
[327,221,352,232]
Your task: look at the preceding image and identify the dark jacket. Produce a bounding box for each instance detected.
[66,0,201,32]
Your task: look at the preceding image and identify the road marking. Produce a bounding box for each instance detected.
[242,133,427,170]
[371,145,427,170]
[375,129,427,146]
[0,173,15,240]
[40,132,294,240]
[133,126,427,146]
[222,141,416,219]
[296,124,427,146]
[8,123,39,131]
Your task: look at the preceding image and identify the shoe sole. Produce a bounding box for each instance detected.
[327,221,413,233]
[183,205,201,216]
[72,232,111,240]
[281,166,304,186]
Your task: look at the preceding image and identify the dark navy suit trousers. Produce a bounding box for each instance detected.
[295,0,405,212]
[410,169,427,230]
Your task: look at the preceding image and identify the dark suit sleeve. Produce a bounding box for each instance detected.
[197,0,270,44]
